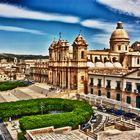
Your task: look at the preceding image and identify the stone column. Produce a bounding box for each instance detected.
[68,69,71,89]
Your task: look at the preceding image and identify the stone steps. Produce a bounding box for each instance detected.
[12,89,32,100]
[19,88,46,99]
[0,92,19,102]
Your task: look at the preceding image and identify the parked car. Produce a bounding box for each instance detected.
[0,135,3,140]
[93,112,98,117]
[106,108,116,114]
[124,112,137,119]
[90,115,97,123]
[114,109,125,116]
[81,123,91,131]
[97,104,106,112]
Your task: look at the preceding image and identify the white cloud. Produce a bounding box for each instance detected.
[81,19,135,33]
[81,19,115,33]
[0,3,80,23]
[0,25,45,35]
[97,0,140,17]
[92,34,110,47]
[81,19,137,48]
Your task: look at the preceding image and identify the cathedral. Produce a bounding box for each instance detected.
[48,33,88,93]
[47,21,140,92]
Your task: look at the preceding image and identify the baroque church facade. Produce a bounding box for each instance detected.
[48,34,88,93]
[31,21,140,96]
[47,21,140,92]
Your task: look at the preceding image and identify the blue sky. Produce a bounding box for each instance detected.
[0,0,140,55]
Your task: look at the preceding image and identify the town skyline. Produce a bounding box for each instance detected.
[0,0,140,55]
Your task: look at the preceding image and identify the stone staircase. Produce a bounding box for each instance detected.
[19,88,46,99]
[93,115,108,133]
[12,89,32,100]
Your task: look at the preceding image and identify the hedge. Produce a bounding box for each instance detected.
[19,99,92,131]
[0,81,29,91]
[0,98,92,131]
[17,132,25,140]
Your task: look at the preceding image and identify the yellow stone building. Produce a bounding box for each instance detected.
[48,35,88,93]
[31,21,140,96]
[87,21,140,69]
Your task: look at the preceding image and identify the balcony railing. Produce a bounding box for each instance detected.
[125,88,132,93]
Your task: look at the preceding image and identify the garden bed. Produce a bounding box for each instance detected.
[0,81,29,91]
[0,98,92,131]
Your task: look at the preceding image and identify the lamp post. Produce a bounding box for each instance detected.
[40,102,45,115]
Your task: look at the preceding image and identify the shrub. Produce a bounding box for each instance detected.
[0,98,92,131]
[17,132,25,140]
[0,81,29,91]
[19,99,92,131]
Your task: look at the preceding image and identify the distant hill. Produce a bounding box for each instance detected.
[0,53,49,62]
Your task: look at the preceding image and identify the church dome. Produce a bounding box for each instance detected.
[87,62,95,68]
[110,21,129,41]
[113,62,122,68]
[104,62,114,68]
[95,62,104,68]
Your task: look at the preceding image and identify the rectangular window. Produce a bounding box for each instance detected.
[126,82,132,92]
[97,79,102,88]
[116,81,121,91]
[107,91,110,98]
[137,58,139,64]
[91,88,93,94]
[118,45,121,50]
[90,78,94,86]
[98,90,101,96]
[116,93,121,101]
[136,83,140,93]
[126,96,131,104]
[106,80,111,89]
[81,51,84,59]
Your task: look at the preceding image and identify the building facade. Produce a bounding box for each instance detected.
[48,35,88,92]
[31,21,140,100]
[88,68,140,108]
[30,59,49,82]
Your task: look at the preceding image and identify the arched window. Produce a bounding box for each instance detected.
[118,45,121,50]
[95,57,98,62]
[125,45,127,51]
[104,57,107,63]
[112,57,117,62]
